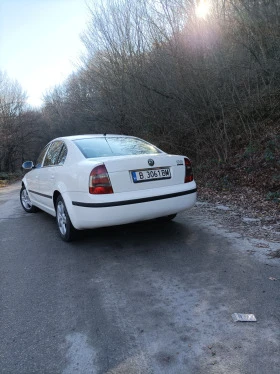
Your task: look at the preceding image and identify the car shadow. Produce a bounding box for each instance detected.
[76,218,194,253]
[36,209,196,256]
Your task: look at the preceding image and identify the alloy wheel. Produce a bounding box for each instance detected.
[21,188,33,210]
[57,200,67,235]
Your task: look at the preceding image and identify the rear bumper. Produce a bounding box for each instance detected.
[63,182,197,230]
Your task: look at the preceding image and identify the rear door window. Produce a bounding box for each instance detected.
[57,144,68,165]
[43,141,67,167]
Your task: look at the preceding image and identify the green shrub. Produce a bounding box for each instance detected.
[0,172,10,180]
[243,144,257,158]
[265,191,280,203]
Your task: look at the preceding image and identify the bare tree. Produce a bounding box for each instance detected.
[42,0,280,165]
[0,71,27,171]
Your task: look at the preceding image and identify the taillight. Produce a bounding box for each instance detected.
[89,165,114,194]
[184,158,194,183]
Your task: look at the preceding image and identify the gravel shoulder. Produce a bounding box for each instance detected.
[191,186,280,261]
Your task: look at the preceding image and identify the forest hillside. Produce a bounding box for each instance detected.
[0,0,279,208]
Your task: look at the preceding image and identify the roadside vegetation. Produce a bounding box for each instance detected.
[0,0,279,206]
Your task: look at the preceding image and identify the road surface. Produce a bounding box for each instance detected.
[0,182,279,373]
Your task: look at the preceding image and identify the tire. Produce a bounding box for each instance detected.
[157,213,177,222]
[56,195,76,242]
[20,186,38,213]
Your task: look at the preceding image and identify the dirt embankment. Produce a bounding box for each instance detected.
[193,185,280,259]
[194,124,279,256]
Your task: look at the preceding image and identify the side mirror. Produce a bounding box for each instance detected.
[22,161,34,170]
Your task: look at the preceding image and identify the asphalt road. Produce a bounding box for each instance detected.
[0,183,279,374]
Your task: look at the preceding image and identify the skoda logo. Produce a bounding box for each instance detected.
[148,159,154,166]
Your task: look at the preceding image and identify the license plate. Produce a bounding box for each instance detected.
[131,167,171,183]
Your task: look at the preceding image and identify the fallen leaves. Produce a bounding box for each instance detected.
[268,249,280,258]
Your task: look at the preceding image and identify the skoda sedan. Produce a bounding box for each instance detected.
[20,135,197,241]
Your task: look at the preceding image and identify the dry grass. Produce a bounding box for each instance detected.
[0,180,8,188]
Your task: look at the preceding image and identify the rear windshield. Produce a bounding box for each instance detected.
[73,137,162,158]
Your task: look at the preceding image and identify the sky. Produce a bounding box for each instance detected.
[0,0,90,107]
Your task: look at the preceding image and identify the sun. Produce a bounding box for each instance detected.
[196,0,211,19]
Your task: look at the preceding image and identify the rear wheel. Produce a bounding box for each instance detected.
[20,186,38,213]
[56,195,76,242]
[157,213,177,222]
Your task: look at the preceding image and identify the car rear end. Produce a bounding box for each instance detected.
[63,136,197,230]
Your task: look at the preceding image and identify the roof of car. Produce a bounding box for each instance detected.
[55,134,132,141]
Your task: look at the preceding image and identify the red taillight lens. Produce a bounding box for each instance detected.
[184,158,194,183]
[89,165,114,194]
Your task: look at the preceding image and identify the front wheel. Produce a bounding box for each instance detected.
[20,186,38,213]
[56,195,76,242]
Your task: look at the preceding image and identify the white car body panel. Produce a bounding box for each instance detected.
[26,168,40,206]
[63,181,197,229]
[22,135,197,231]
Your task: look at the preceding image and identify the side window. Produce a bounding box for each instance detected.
[36,145,49,168]
[43,141,64,167]
[57,144,68,165]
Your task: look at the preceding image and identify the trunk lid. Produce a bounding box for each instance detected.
[92,154,186,193]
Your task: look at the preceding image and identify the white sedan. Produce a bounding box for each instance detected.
[20,135,197,241]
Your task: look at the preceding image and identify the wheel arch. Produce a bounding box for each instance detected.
[20,183,39,213]
[53,190,61,211]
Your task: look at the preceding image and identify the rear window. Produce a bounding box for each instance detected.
[73,137,162,158]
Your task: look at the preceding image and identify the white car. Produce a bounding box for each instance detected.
[20,135,197,241]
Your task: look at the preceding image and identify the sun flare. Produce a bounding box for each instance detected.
[196,0,210,19]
